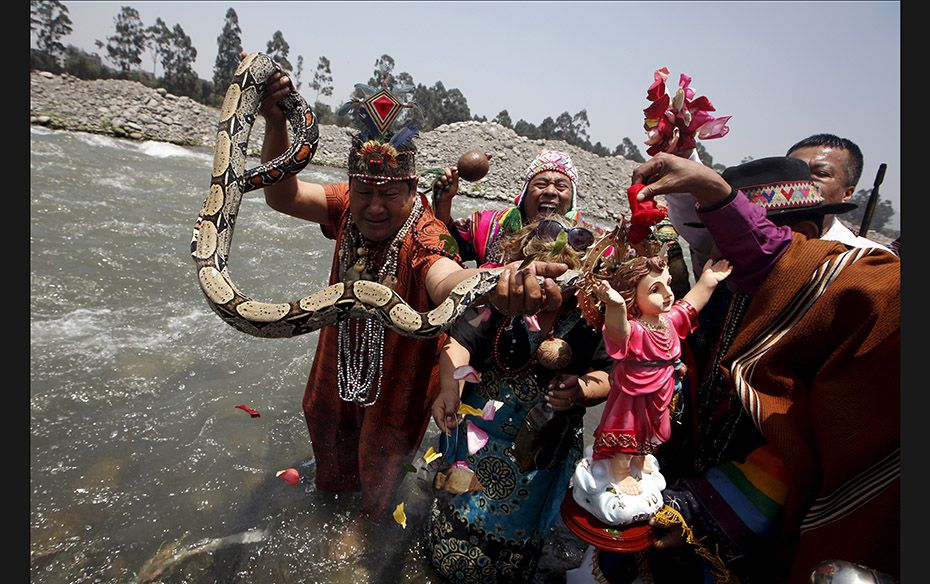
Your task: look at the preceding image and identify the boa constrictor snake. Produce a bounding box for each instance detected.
[191,52,608,340]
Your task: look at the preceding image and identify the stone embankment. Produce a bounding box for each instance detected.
[29,70,637,223]
[30,70,894,247]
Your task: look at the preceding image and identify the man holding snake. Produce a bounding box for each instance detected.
[254,67,570,540]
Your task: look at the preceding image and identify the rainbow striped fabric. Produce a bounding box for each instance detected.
[685,444,789,544]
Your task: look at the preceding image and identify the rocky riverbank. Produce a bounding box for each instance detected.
[30,70,894,248]
[29,69,638,223]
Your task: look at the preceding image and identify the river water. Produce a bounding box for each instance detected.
[30,127,601,583]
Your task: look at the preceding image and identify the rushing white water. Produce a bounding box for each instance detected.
[30,127,592,583]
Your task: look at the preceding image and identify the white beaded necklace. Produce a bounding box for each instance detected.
[336,196,423,406]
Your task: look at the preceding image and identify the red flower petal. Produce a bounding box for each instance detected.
[696,116,732,140]
[276,468,300,485]
[235,404,260,418]
[643,97,669,123]
[679,73,694,101]
[646,67,669,101]
[646,79,666,101]
[687,96,715,113]
[688,110,714,132]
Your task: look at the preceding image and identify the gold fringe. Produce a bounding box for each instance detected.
[653,505,737,584]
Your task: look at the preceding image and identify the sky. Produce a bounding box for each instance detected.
[43,1,901,229]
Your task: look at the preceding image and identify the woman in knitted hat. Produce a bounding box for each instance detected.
[433,149,590,267]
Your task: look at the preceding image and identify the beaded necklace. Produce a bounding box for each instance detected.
[336,195,423,406]
[491,307,576,374]
[636,315,673,358]
[636,315,668,332]
[492,316,538,374]
[693,291,762,471]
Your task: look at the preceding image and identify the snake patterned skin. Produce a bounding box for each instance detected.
[190,52,588,339]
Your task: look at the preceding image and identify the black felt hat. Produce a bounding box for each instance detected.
[685,156,857,227]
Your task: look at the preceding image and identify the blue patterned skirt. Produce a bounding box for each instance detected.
[427,369,583,583]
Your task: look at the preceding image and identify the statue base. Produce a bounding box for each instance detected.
[561,488,655,552]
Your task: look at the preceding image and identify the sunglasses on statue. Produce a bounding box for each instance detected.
[534,219,595,251]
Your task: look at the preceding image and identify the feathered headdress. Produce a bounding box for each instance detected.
[339,82,419,184]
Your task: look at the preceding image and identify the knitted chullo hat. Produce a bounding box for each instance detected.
[338,83,418,185]
[500,150,581,231]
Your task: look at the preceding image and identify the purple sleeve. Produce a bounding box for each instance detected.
[697,191,792,295]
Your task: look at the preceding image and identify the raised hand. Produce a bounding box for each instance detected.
[699,258,732,286]
[433,166,459,201]
[592,279,625,308]
[431,166,459,224]
[631,152,731,207]
[258,70,295,122]
[237,51,295,123]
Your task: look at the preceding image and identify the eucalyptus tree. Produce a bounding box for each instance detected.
[369,54,396,90]
[615,137,645,163]
[493,110,513,129]
[212,7,242,94]
[847,189,895,232]
[410,81,471,131]
[552,110,591,147]
[265,31,292,72]
[311,56,333,101]
[62,45,105,79]
[537,116,556,139]
[292,55,304,91]
[162,23,198,96]
[98,5,146,74]
[513,119,539,139]
[437,85,471,125]
[30,0,73,65]
[145,17,171,77]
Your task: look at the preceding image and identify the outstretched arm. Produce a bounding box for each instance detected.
[432,336,471,434]
[592,279,631,347]
[425,258,568,314]
[631,152,732,207]
[630,153,791,294]
[246,55,328,225]
[681,258,732,313]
